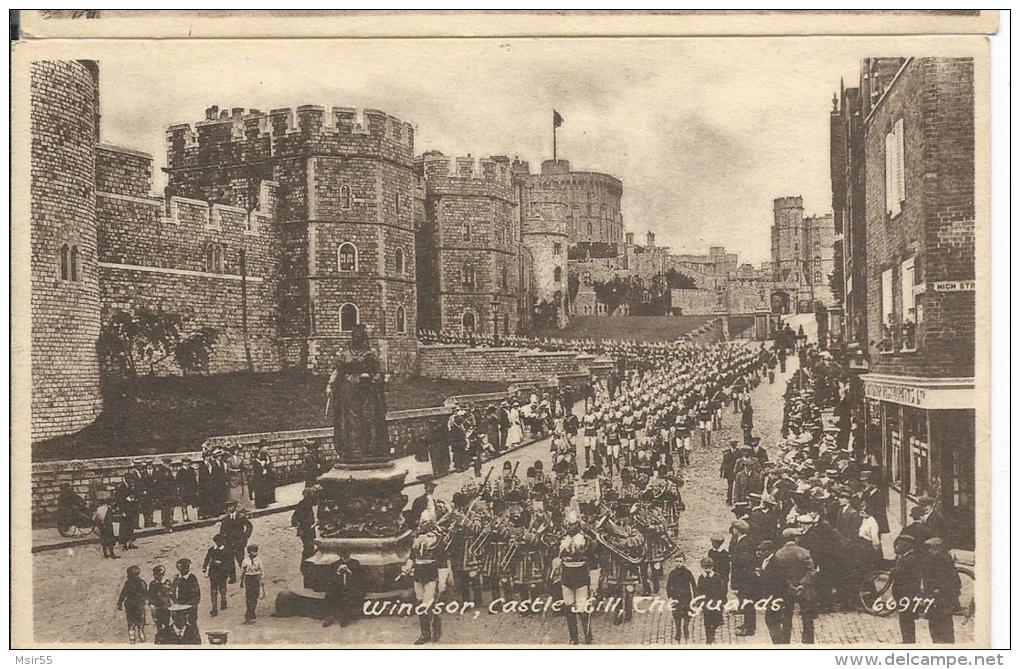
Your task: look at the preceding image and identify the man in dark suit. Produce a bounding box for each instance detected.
[175,458,198,523]
[917,496,948,544]
[922,538,960,643]
[152,457,177,531]
[750,437,769,464]
[666,553,697,643]
[729,519,758,636]
[899,506,933,545]
[862,476,890,536]
[497,402,511,452]
[720,440,739,505]
[890,534,924,643]
[756,540,789,644]
[139,460,158,528]
[408,480,440,528]
[773,527,817,644]
[219,503,253,582]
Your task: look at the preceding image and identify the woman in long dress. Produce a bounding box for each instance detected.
[506,403,524,449]
[251,446,276,509]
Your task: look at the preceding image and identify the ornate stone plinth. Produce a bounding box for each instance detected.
[301,460,414,600]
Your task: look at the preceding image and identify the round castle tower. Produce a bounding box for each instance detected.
[30,60,104,441]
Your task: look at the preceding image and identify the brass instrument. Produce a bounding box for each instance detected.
[500,514,546,571]
[591,512,644,565]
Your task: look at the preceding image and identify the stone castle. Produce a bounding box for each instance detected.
[29,60,626,441]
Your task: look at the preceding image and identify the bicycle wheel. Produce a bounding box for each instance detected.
[859,569,897,617]
[955,567,975,622]
[56,523,73,538]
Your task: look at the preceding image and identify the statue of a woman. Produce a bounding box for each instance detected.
[327,324,390,463]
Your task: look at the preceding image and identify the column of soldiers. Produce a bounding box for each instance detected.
[710,343,961,645]
[399,339,766,645]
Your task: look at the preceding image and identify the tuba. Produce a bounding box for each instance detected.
[591,512,644,565]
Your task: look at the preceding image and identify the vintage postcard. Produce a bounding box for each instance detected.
[10,11,995,650]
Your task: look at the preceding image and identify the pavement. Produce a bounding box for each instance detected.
[29,358,973,646]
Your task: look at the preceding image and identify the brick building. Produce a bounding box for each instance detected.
[770,196,836,312]
[836,58,976,548]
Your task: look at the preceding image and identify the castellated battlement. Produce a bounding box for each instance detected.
[166,104,416,170]
[415,150,515,201]
[96,142,277,237]
[773,195,805,210]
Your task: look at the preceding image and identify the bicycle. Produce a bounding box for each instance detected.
[56,508,98,537]
[858,558,975,623]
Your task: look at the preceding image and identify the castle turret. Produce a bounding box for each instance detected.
[30,60,104,440]
[415,152,519,337]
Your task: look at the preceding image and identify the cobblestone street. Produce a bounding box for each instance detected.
[30,358,972,646]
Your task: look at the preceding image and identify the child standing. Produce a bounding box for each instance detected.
[707,534,732,593]
[116,565,148,643]
[696,557,726,644]
[202,534,231,616]
[239,544,266,624]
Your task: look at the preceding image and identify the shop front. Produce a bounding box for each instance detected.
[861,374,976,550]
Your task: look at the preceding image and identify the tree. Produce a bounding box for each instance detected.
[98,307,219,380]
[664,268,696,290]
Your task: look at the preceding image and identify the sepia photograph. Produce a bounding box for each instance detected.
[9,11,998,651]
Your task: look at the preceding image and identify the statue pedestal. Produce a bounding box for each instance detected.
[302,460,414,600]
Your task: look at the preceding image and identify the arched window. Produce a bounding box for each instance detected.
[396,305,406,333]
[587,222,593,236]
[339,303,359,332]
[337,243,357,272]
[59,244,70,280]
[462,311,476,333]
[553,242,562,255]
[395,247,405,274]
[462,264,475,288]
[814,256,822,267]
[553,266,562,283]
[463,223,471,242]
[394,192,401,214]
[814,271,822,284]
[501,265,508,290]
[214,245,224,273]
[69,246,79,281]
[206,243,215,272]
[340,185,352,210]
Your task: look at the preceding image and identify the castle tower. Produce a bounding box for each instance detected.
[166,105,418,374]
[415,152,519,337]
[30,61,104,441]
[518,179,570,328]
[771,196,805,284]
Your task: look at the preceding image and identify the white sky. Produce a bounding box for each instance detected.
[96,38,866,265]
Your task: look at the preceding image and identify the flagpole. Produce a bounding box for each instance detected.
[553,117,557,162]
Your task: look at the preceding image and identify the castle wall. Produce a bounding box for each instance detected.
[166,105,419,375]
[30,61,104,441]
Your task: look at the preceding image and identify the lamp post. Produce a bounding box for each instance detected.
[491,295,500,345]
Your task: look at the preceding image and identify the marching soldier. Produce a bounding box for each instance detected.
[554,509,594,645]
[401,510,445,644]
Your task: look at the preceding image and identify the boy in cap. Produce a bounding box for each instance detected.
[239,544,266,624]
[172,558,201,626]
[707,534,731,592]
[116,565,148,643]
[147,564,173,641]
[922,538,959,643]
[202,534,231,616]
[696,557,726,644]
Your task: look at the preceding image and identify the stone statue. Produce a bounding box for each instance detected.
[327,324,390,463]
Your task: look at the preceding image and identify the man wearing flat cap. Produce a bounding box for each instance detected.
[922,538,960,643]
[773,527,817,643]
[890,534,924,643]
[728,518,758,636]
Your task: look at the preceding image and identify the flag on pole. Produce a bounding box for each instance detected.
[553,110,563,128]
